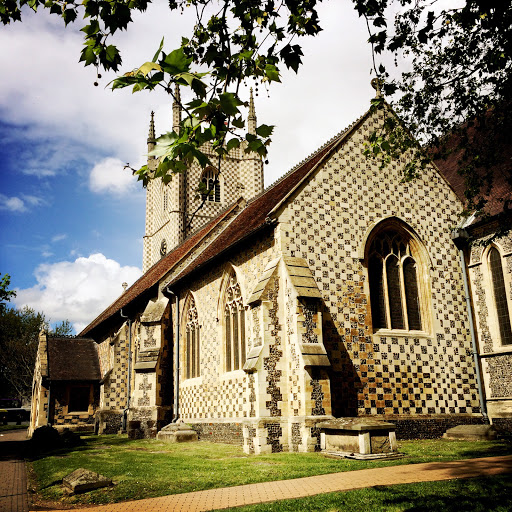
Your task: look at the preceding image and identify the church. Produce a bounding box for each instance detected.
[29,85,512,451]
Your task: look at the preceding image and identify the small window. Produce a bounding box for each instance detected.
[68,386,90,413]
[224,273,246,371]
[368,229,423,331]
[185,297,200,378]
[489,246,512,346]
[201,168,221,203]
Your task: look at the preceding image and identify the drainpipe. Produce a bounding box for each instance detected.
[46,382,52,425]
[120,309,133,431]
[451,228,489,423]
[165,287,180,422]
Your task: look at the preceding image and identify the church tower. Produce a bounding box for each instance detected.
[142,88,264,272]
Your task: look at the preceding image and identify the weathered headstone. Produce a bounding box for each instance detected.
[62,468,112,494]
[443,424,498,441]
[157,421,198,443]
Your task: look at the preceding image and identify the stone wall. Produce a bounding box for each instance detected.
[467,227,512,428]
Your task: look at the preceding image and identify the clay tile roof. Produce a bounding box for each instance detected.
[432,119,512,219]
[80,108,369,336]
[80,200,240,336]
[168,113,369,287]
[47,337,101,381]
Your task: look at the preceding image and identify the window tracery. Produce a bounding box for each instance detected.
[368,228,423,331]
[185,297,200,379]
[201,168,221,203]
[224,274,246,372]
[488,246,512,346]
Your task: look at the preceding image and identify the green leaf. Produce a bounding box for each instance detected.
[161,48,192,75]
[152,37,164,63]
[255,124,274,137]
[219,92,243,116]
[226,138,240,152]
[264,63,280,82]
[138,61,162,76]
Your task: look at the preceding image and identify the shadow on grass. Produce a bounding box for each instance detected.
[375,475,512,512]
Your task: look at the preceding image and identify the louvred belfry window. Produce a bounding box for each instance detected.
[489,246,512,346]
[201,168,221,202]
[368,230,423,331]
[185,298,200,379]
[224,274,246,372]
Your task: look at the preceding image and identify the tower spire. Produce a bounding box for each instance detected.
[248,88,257,135]
[147,111,156,168]
[173,84,182,133]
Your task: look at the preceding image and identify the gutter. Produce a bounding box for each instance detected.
[451,227,489,423]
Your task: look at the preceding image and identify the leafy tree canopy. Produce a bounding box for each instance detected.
[2,0,510,218]
[0,273,16,310]
[0,301,74,400]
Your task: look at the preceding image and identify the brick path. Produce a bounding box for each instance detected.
[33,454,512,512]
[0,429,29,512]
[1,429,511,512]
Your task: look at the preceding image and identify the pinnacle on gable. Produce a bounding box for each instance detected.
[147,111,155,144]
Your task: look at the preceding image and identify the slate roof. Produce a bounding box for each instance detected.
[79,110,368,337]
[47,336,101,381]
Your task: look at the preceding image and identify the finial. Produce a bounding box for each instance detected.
[147,111,155,143]
[249,88,256,119]
[371,78,383,98]
[248,88,257,135]
[173,84,182,132]
[122,282,128,292]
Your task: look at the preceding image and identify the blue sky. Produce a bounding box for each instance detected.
[0,1,375,333]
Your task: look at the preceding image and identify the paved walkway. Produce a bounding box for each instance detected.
[1,429,511,512]
[33,454,512,512]
[0,429,29,512]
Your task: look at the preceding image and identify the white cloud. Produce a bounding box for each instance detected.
[13,253,142,333]
[89,157,138,196]
[22,194,45,207]
[51,234,67,243]
[0,193,45,213]
[0,194,27,212]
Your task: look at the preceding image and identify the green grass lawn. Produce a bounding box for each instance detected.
[28,435,512,507]
[222,475,512,512]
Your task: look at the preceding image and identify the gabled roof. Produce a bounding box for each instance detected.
[166,114,369,288]
[80,200,241,336]
[80,107,370,337]
[47,337,101,381]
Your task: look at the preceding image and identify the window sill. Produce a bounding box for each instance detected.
[372,329,432,338]
[480,346,512,357]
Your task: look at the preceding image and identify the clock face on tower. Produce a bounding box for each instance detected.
[160,238,167,257]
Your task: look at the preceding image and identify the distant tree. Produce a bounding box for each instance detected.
[0,303,74,400]
[0,273,16,310]
[0,306,45,400]
[52,319,74,336]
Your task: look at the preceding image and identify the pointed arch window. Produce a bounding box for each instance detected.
[185,298,200,379]
[224,274,246,372]
[488,246,512,346]
[368,229,424,331]
[201,167,221,203]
